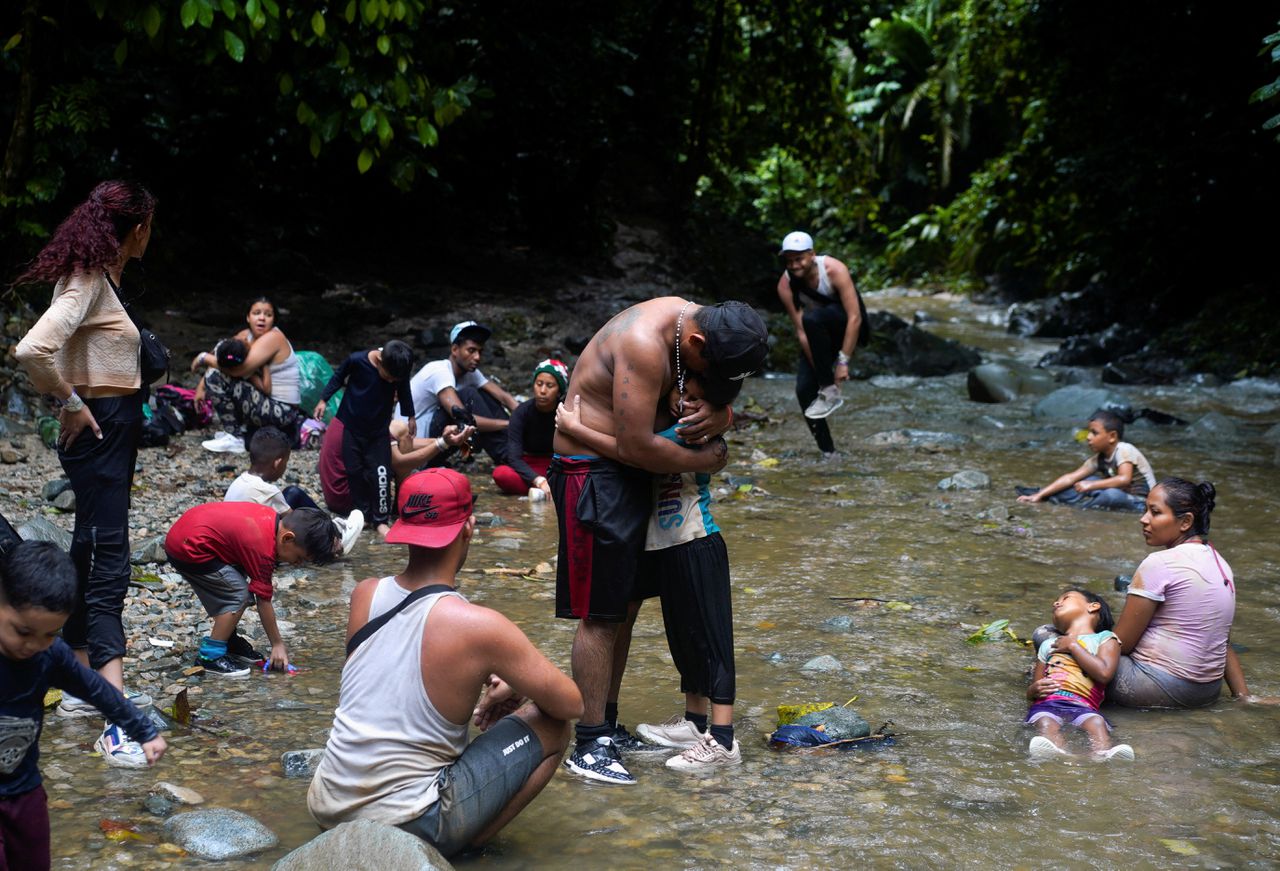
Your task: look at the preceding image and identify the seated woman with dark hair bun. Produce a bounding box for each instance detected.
[1109,478,1257,707]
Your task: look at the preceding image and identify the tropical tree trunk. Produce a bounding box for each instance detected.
[0,1,41,200]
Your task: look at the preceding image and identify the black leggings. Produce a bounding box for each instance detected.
[59,393,142,670]
[796,301,848,453]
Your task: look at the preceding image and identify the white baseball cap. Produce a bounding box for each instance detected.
[778,231,814,254]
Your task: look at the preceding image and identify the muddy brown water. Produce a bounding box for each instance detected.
[47,291,1280,868]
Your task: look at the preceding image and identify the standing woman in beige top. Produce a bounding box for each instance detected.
[13,180,156,767]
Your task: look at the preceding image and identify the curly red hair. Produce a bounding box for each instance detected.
[15,180,156,285]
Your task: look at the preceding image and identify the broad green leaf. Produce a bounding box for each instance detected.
[344,1,357,23]
[220,0,237,20]
[351,92,368,109]
[357,148,374,174]
[1262,115,1280,130]
[245,0,259,17]
[296,100,315,124]
[393,0,406,21]
[377,35,391,55]
[361,0,378,25]
[223,28,245,61]
[142,5,163,38]
[417,118,438,146]
[1250,78,1280,103]
[334,41,350,67]
[197,0,215,28]
[278,73,293,95]
[261,0,279,16]
[311,11,325,37]
[309,132,321,158]
[113,38,128,66]
[2,33,22,53]
[397,55,407,74]
[376,113,393,144]
[360,108,377,134]
[180,0,198,28]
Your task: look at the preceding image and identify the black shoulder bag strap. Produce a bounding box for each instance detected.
[346,583,454,658]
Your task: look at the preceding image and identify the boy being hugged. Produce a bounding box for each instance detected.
[165,503,338,677]
[1017,409,1155,511]
[0,542,166,867]
[314,341,416,538]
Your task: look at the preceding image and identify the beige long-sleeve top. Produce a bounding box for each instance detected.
[15,271,141,395]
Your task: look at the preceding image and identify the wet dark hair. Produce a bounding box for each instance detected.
[248,426,291,466]
[15,180,157,285]
[0,541,77,613]
[281,508,339,565]
[1155,477,1216,538]
[1065,587,1114,632]
[216,337,249,368]
[1089,409,1125,440]
[380,340,414,380]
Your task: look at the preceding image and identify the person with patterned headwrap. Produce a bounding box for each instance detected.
[492,359,570,497]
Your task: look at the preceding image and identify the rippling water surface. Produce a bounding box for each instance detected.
[48,292,1280,868]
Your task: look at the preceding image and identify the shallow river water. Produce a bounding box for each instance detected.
[48,291,1280,869]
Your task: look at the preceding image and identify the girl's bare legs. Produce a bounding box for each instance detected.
[1081,717,1112,754]
[1035,718,1066,749]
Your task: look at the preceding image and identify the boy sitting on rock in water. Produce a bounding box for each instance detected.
[1026,588,1133,761]
[164,502,338,677]
[224,426,363,556]
[557,374,740,770]
[1016,409,1155,511]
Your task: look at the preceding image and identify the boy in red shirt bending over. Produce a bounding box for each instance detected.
[165,503,338,677]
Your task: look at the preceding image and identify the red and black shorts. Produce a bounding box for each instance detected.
[549,456,652,622]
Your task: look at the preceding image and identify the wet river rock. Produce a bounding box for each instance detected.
[1031,386,1132,420]
[273,819,454,871]
[793,707,871,741]
[163,807,279,860]
[967,361,1055,403]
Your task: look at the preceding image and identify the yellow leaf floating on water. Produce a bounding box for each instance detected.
[755,621,777,630]
[1158,839,1199,856]
[884,601,912,611]
[885,774,910,783]
[44,689,62,709]
[756,457,780,468]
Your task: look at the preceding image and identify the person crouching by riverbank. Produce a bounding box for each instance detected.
[0,542,166,868]
[1016,409,1155,511]
[308,469,582,859]
[314,341,416,539]
[164,503,338,677]
[492,359,569,498]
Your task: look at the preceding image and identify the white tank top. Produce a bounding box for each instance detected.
[307,588,468,827]
[812,255,835,300]
[267,334,301,405]
[368,575,412,618]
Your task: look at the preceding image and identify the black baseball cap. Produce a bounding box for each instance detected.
[693,302,769,406]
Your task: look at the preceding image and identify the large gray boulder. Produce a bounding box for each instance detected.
[1186,412,1241,439]
[1031,386,1132,420]
[163,808,278,861]
[967,362,1055,403]
[16,515,72,551]
[273,820,454,871]
[850,312,981,379]
[794,706,871,741]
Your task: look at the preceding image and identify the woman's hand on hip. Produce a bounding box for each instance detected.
[58,405,101,448]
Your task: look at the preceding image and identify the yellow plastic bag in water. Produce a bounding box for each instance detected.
[777,703,833,726]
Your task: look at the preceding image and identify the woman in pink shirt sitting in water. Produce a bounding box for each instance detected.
[1110,478,1260,707]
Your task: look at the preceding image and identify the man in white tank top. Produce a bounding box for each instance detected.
[775,230,867,457]
[308,469,583,857]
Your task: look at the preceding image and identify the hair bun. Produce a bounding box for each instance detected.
[1198,481,1217,511]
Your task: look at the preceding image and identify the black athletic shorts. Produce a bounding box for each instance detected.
[656,532,735,704]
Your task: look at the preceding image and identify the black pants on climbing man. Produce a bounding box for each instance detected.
[796,301,848,454]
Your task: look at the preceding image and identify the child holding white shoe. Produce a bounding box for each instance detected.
[1026,588,1133,761]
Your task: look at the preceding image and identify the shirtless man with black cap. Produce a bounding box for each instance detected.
[549,297,768,785]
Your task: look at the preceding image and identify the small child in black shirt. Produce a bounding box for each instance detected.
[0,541,166,867]
[315,341,416,537]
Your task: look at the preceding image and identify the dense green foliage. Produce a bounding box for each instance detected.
[2,1,1277,323]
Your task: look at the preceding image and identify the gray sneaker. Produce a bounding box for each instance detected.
[636,715,704,749]
[58,689,153,719]
[803,386,844,420]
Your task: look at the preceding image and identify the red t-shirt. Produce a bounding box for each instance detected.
[164,502,279,600]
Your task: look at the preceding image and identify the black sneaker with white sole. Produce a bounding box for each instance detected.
[195,653,251,678]
[610,723,671,753]
[226,633,266,663]
[563,736,636,785]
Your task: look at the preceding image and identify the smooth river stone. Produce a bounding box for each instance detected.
[272,820,454,871]
[163,808,278,860]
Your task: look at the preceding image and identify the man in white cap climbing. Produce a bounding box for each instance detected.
[775,231,868,457]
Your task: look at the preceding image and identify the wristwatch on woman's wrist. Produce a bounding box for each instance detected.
[62,391,85,413]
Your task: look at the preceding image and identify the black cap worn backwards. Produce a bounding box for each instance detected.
[693,301,769,406]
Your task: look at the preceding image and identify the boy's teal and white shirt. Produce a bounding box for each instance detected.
[645,425,719,551]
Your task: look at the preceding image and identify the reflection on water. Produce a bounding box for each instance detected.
[48,292,1280,868]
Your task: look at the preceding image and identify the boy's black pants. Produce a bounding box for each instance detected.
[341,426,392,525]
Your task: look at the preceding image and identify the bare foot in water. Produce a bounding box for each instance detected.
[377,523,392,540]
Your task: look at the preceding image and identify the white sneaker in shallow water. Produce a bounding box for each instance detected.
[1028,736,1070,760]
[665,733,742,771]
[1095,743,1134,762]
[95,723,148,768]
[201,431,245,453]
[803,385,844,420]
[335,509,364,555]
[636,715,704,749]
[58,689,153,719]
